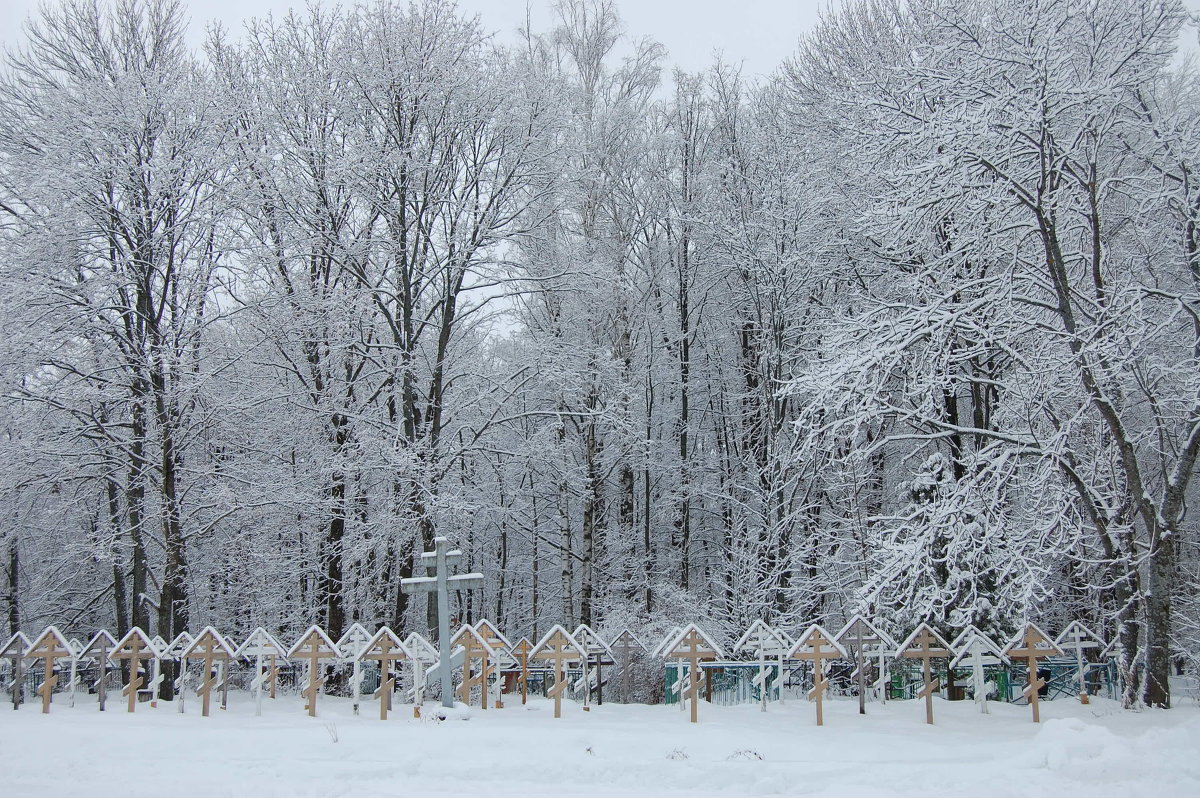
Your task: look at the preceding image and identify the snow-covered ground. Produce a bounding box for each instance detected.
[2,693,1197,797]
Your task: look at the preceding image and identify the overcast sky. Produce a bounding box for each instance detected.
[3,1,1199,78]
[1,0,832,77]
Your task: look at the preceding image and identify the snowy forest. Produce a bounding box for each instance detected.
[0,0,1197,710]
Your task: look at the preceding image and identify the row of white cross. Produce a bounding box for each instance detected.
[1,617,1109,726]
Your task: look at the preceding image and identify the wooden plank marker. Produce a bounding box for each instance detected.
[834,616,895,714]
[181,627,234,718]
[1004,622,1064,723]
[400,536,483,709]
[288,626,340,717]
[474,620,515,708]
[2,631,31,710]
[235,628,287,716]
[452,624,497,709]
[65,637,84,708]
[949,626,1007,714]
[661,624,724,724]
[337,623,375,716]
[110,627,157,713]
[788,625,846,726]
[610,630,645,704]
[358,627,409,720]
[26,627,72,714]
[1054,621,1106,705]
[82,630,117,711]
[735,621,789,713]
[572,624,614,709]
[531,625,584,719]
[404,632,439,715]
[166,632,195,714]
[897,623,955,725]
[511,638,535,705]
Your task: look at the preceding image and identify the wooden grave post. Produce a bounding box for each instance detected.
[897,623,955,725]
[111,627,157,713]
[404,632,439,715]
[789,625,847,726]
[531,625,584,719]
[26,627,72,714]
[834,616,896,715]
[611,631,646,704]
[1054,621,1106,705]
[572,625,614,709]
[400,536,484,710]
[66,638,84,708]
[511,638,535,705]
[2,631,31,710]
[166,632,195,714]
[358,627,410,720]
[650,626,684,714]
[474,620,514,708]
[182,627,234,718]
[451,624,497,709]
[147,636,169,707]
[337,623,375,716]
[288,626,341,718]
[735,621,789,713]
[82,630,117,712]
[235,628,287,716]
[662,624,724,724]
[949,626,1008,714]
[1004,623,1064,723]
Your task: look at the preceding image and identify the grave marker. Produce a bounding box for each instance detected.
[662,624,724,724]
[82,630,118,712]
[400,537,484,709]
[288,626,340,717]
[834,616,896,714]
[166,631,195,714]
[474,620,515,708]
[610,630,646,704]
[511,637,535,705]
[26,626,72,714]
[2,631,31,710]
[404,631,439,712]
[788,625,846,726]
[734,621,789,713]
[1004,623,1063,723]
[949,626,1007,714]
[1054,621,1106,705]
[234,628,287,716]
[337,623,375,716]
[572,624,614,709]
[451,624,498,709]
[66,637,84,707]
[110,627,157,713]
[897,623,955,725]
[531,625,584,719]
[357,627,409,720]
[182,627,234,718]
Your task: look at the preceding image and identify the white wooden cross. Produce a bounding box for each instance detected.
[734,620,789,713]
[1054,621,1106,705]
[834,616,895,714]
[949,626,1007,714]
[2,631,31,711]
[82,630,117,712]
[789,625,847,726]
[897,624,955,725]
[531,625,584,719]
[336,623,375,716]
[166,631,195,714]
[1004,623,1063,723]
[66,637,84,708]
[400,537,484,709]
[403,631,439,713]
[288,626,341,718]
[235,628,287,716]
[148,636,169,707]
[26,626,72,714]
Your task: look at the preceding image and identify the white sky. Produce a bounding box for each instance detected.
[0,0,834,77]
